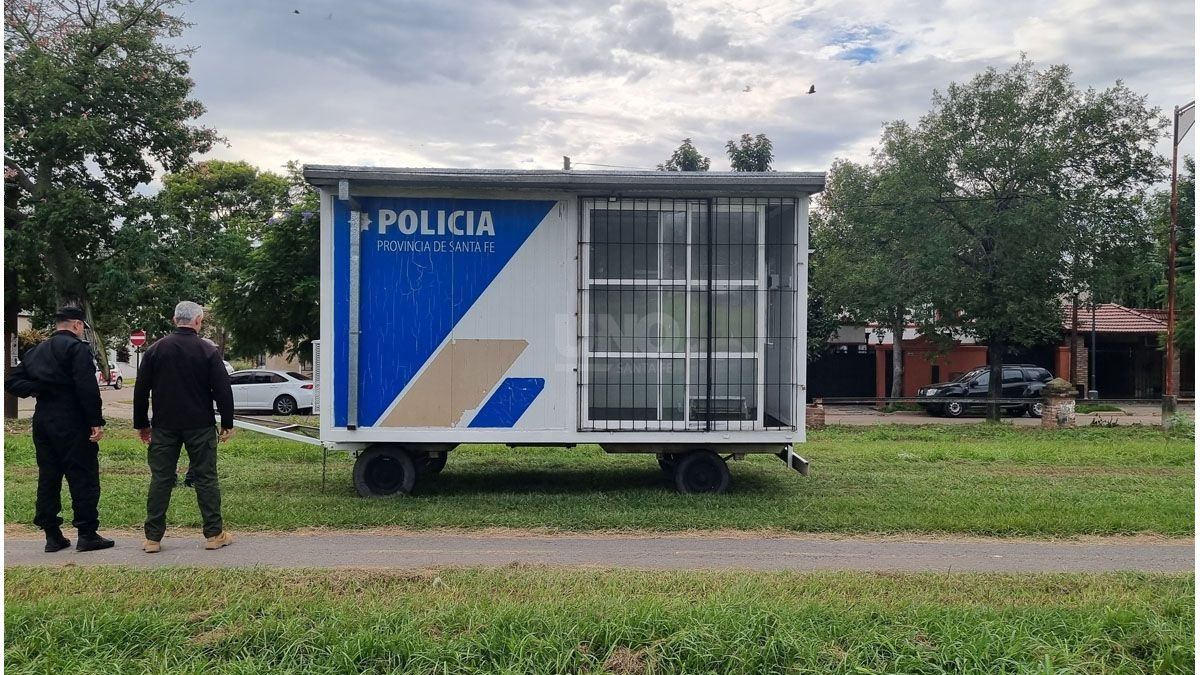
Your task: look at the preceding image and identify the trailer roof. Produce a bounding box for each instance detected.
[303,165,825,196]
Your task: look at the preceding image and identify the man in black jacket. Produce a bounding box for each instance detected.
[133,301,236,553]
[4,307,115,552]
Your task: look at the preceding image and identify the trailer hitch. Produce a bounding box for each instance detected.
[776,446,810,476]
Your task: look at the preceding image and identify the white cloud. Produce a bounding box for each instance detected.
[177,0,1195,176]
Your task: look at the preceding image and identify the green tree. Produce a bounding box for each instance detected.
[1154,159,1195,350]
[4,0,218,415]
[890,58,1165,420]
[657,138,711,171]
[726,133,773,171]
[806,289,841,363]
[212,163,319,362]
[813,155,934,398]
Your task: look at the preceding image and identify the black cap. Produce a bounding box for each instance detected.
[54,306,89,327]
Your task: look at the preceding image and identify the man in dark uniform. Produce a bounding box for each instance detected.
[133,300,235,553]
[4,307,115,552]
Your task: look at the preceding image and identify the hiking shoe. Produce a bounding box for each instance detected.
[204,531,233,550]
[44,528,70,553]
[143,539,161,553]
[76,532,115,552]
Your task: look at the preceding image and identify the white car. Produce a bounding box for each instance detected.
[223,360,234,375]
[229,369,314,415]
[95,368,123,390]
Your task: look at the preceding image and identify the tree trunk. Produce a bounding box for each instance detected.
[889,312,905,401]
[986,339,1004,422]
[45,239,110,377]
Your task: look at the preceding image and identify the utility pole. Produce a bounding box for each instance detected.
[1089,300,1098,400]
[1164,100,1194,426]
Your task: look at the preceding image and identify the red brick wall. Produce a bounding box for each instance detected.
[874,340,988,398]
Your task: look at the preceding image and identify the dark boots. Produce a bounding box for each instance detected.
[75,531,115,552]
[43,528,70,553]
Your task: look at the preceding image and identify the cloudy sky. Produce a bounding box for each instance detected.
[177,0,1195,175]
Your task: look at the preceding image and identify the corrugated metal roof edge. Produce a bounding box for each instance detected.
[302,165,826,194]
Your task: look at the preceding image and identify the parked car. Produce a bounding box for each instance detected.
[918,364,1053,418]
[96,368,123,390]
[229,369,314,415]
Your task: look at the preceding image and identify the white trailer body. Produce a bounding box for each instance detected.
[303,167,824,495]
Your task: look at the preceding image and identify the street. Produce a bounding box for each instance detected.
[20,388,1190,427]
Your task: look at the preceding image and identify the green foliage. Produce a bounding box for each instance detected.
[4,0,219,354]
[84,160,288,345]
[1154,158,1195,350]
[212,162,319,362]
[859,57,1165,418]
[725,133,773,171]
[657,138,710,171]
[806,287,841,361]
[812,155,937,391]
[15,328,47,359]
[1075,403,1123,413]
[6,568,1193,674]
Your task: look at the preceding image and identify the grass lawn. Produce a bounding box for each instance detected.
[3,420,1193,536]
[4,567,1192,674]
[1076,403,1127,414]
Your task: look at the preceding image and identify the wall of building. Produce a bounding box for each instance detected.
[873,339,988,398]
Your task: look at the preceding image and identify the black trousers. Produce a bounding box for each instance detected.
[31,415,101,533]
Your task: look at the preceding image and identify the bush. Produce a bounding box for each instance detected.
[16,328,48,360]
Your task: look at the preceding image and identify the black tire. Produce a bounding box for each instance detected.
[273,394,298,415]
[673,451,731,495]
[418,452,448,475]
[943,400,965,418]
[113,377,122,390]
[1027,401,1045,418]
[353,446,417,497]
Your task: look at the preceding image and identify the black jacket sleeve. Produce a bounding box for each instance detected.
[210,352,234,429]
[132,347,154,429]
[4,362,40,398]
[70,343,104,427]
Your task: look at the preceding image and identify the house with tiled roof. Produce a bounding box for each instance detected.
[858,303,1191,400]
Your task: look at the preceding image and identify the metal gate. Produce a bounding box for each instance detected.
[577,196,799,432]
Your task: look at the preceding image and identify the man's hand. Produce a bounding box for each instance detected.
[89,427,104,442]
[138,428,152,444]
[219,428,235,443]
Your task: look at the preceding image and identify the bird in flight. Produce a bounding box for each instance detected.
[807,85,816,94]
[293,9,300,14]
[743,85,752,93]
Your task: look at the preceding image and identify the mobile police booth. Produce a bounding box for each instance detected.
[301,166,824,496]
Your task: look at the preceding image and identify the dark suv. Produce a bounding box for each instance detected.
[918,364,1054,418]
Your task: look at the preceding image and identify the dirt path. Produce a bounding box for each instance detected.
[5,530,1193,572]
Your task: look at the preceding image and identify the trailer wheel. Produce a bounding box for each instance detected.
[353,446,417,497]
[673,451,730,495]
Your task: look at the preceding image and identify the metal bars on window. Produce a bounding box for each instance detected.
[577,197,799,432]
